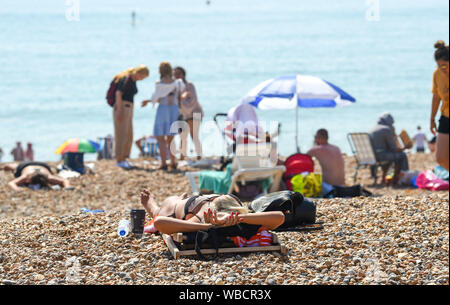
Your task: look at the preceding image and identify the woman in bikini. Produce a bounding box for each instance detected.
[2,161,73,192]
[140,189,285,235]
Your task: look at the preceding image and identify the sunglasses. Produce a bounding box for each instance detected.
[439,64,448,70]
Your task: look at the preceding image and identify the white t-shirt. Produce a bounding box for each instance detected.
[412,132,427,149]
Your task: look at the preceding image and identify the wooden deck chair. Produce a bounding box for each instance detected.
[186,143,286,195]
[347,133,391,184]
[162,231,287,260]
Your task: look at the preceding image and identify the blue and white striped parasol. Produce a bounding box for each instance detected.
[241,75,356,151]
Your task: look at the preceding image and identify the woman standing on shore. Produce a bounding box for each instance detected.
[430,40,449,170]
[174,66,204,161]
[113,65,149,169]
[142,62,184,170]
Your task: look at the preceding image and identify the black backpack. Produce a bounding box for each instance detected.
[249,191,317,229]
[184,223,262,260]
[106,75,131,107]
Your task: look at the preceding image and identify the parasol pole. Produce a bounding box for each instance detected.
[295,94,300,153]
[296,105,300,153]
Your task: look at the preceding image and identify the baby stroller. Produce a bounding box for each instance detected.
[214,103,280,170]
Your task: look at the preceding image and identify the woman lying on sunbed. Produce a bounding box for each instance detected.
[140,189,284,235]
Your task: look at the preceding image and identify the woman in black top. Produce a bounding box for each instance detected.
[112,65,149,169]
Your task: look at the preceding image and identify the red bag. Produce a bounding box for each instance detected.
[105,80,117,107]
[416,170,449,191]
[282,153,314,191]
[106,76,131,107]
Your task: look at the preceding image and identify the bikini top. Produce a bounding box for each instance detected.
[14,161,52,178]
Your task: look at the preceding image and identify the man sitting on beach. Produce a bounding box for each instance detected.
[306,129,346,194]
[369,112,410,185]
[1,161,74,192]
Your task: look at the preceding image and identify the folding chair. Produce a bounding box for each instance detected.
[347,133,391,184]
[186,143,285,195]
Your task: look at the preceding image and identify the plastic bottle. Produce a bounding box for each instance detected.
[117,219,130,237]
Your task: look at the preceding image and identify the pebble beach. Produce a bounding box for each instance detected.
[0,153,448,285]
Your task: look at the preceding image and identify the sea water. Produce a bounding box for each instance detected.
[0,0,448,162]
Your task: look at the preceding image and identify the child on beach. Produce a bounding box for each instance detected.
[412,126,427,153]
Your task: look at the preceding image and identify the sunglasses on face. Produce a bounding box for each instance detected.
[439,64,448,70]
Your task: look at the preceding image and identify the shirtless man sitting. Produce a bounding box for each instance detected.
[306,129,346,193]
[2,161,73,192]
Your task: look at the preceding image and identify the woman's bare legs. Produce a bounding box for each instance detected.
[179,123,188,161]
[188,119,202,160]
[156,136,167,169]
[140,189,189,219]
[435,133,449,170]
[1,163,18,172]
[140,189,161,218]
[166,135,177,168]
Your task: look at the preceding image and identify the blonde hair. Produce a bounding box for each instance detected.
[210,195,249,215]
[159,62,173,79]
[114,65,149,83]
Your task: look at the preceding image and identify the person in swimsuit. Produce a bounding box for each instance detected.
[139,189,285,235]
[1,161,73,192]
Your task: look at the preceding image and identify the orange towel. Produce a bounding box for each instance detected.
[230,227,273,247]
[144,214,159,234]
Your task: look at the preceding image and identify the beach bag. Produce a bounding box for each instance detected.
[291,173,322,198]
[433,165,449,181]
[249,191,316,229]
[398,170,420,186]
[64,152,86,174]
[106,80,118,107]
[415,170,449,191]
[106,76,131,107]
[282,153,314,191]
[184,223,262,260]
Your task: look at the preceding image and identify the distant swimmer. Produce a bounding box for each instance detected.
[132,11,136,27]
[206,0,211,5]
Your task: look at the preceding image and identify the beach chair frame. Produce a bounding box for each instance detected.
[185,143,285,195]
[347,133,391,184]
[162,232,287,260]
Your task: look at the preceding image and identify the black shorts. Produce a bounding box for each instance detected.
[14,161,52,178]
[438,115,449,134]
